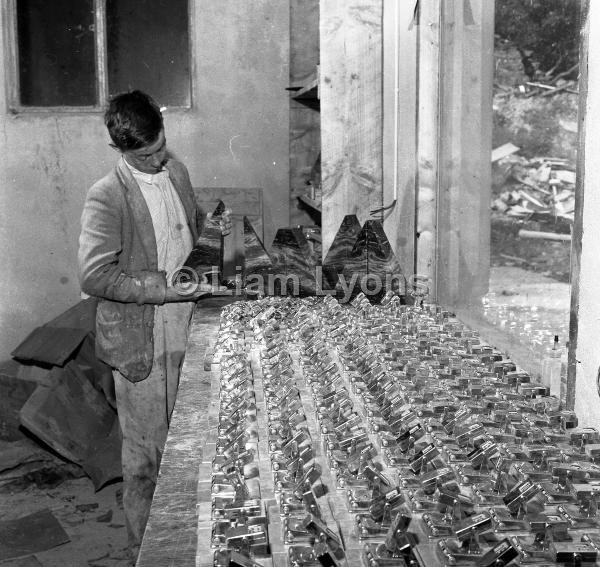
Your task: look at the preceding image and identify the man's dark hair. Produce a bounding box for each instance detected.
[104,90,163,151]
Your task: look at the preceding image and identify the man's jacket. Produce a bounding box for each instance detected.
[78,158,202,382]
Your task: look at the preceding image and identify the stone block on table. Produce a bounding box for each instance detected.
[271,227,318,296]
[183,200,224,285]
[242,216,277,297]
[322,214,362,288]
[339,220,406,303]
[243,216,276,278]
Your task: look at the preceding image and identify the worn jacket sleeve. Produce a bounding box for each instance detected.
[78,181,167,304]
[170,159,205,238]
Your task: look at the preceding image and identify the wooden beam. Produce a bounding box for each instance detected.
[382,0,417,280]
[320,0,383,257]
[436,0,494,307]
[571,0,600,424]
[414,0,441,299]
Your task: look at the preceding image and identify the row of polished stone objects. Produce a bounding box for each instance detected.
[252,316,348,566]
[268,297,528,566]
[293,309,421,567]
[211,320,271,566]
[252,302,418,567]
[306,295,600,566]
[210,296,600,566]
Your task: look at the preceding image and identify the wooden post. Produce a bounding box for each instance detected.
[382,0,417,278]
[571,0,600,424]
[436,0,494,307]
[320,0,383,257]
[414,0,441,299]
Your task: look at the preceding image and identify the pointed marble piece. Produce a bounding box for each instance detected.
[243,216,275,278]
[184,200,224,284]
[339,220,406,303]
[322,214,362,287]
[212,199,226,217]
[271,227,317,296]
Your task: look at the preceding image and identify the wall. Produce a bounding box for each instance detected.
[0,0,290,361]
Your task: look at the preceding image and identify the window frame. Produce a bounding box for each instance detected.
[3,0,193,113]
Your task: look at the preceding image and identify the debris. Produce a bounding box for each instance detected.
[16,363,52,386]
[75,503,99,513]
[518,229,572,242]
[10,298,96,366]
[0,363,39,442]
[553,170,576,185]
[87,552,109,566]
[0,509,69,561]
[491,142,520,162]
[0,555,44,567]
[0,438,86,492]
[115,487,123,508]
[559,119,578,133]
[96,510,113,523]
[19,362,121,483]
[82,419,122,491]
[11,327,89,367]
[0,439,55,473]
[499,253,529,265]
[492,153,576,226]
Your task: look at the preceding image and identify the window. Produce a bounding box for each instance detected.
[9,0,191,110]
[382,1,583,407]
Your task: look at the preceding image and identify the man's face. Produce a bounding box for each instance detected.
[123,129,167,174]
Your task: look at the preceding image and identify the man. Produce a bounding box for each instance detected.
[78,90,230,560]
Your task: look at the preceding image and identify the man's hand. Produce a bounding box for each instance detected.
[164,282,212,302]
[207,208,233,236]
[165,270,231,302]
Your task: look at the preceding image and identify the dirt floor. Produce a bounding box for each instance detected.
[0,476,129,567]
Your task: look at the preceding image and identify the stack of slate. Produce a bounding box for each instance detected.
[6,298,121,491]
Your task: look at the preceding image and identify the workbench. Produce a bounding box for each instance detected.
[136,296,600,567]
[136,299,230,567]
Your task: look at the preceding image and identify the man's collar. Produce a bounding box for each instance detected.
[122,157,169,185]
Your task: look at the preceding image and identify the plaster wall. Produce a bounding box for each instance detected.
[0,0,290,361]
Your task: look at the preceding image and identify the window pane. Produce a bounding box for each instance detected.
[486,0,581,403]
[107,0,191,107]
[17,0,96,106]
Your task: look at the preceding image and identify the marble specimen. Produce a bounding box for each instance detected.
[340,220,406,302]
[270,227,318,296]
[322,214,362,288]
[184,200,225,285]
[243,216,276,288]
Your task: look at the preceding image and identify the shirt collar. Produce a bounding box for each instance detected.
[122,157,169,185]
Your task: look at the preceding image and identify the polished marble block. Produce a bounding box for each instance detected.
[340,220,406,302]
[322,214,362,288]
[184,200,224,284]
[243,216,276,285]
[271,227,318,296]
